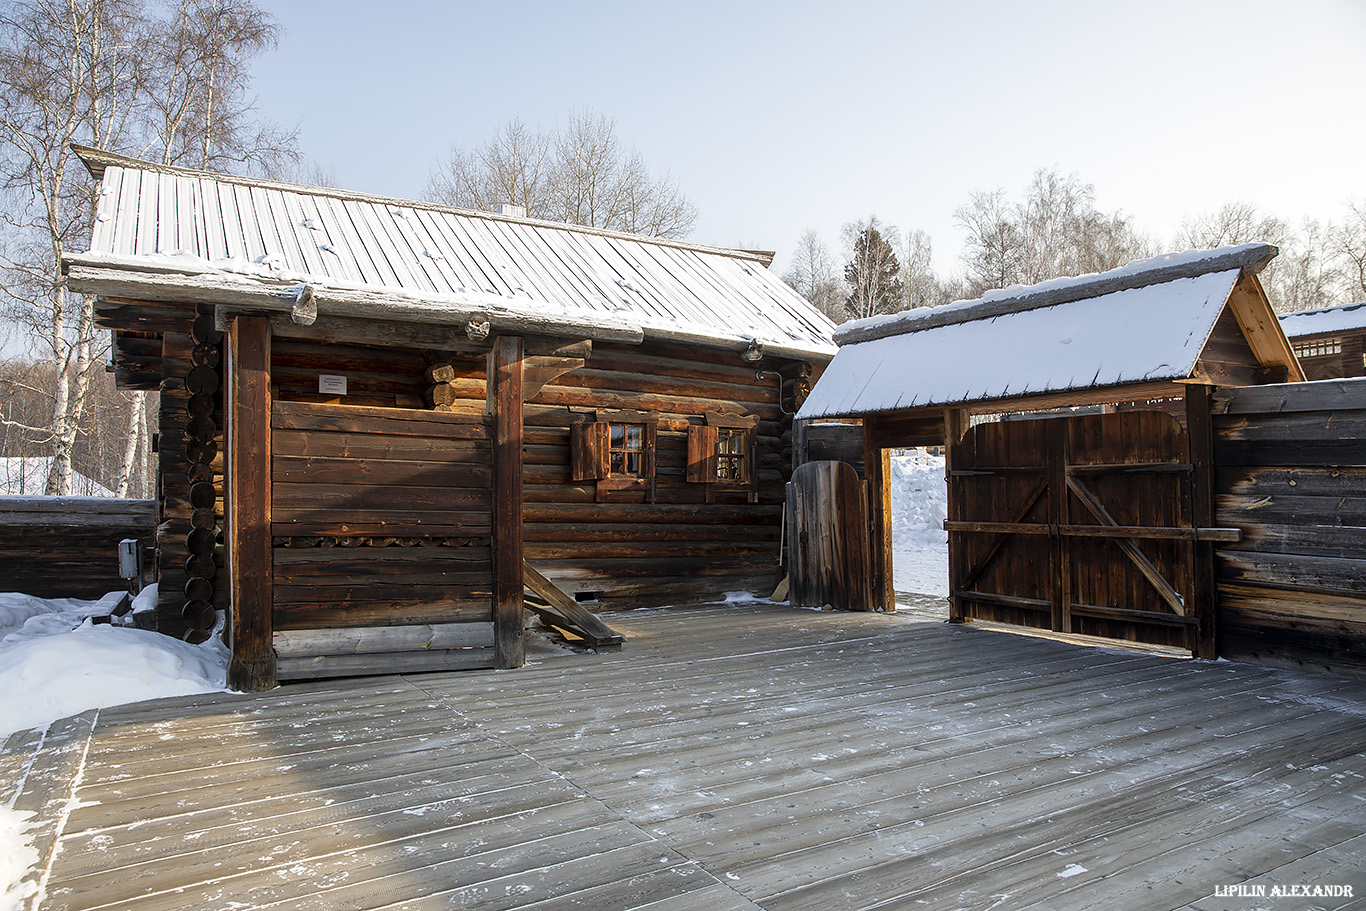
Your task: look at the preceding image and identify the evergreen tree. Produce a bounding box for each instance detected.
[843,225,904,321]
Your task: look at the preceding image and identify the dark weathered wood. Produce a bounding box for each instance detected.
[492,335,525,669]
[1186,384,1218,658]
[863,425,892,612]
[523,561,626,650]
[226,315,275,692]
[787,461,870,611]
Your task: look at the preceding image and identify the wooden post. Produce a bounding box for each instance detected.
[1185,384,1218,660]
[225,315,275,692]
[1047,417,1070,634]
[944,408,970,622]
[862,421,893,612]
[491,336,525,669]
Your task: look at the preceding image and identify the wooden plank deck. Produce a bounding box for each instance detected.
[6,603,1365,910]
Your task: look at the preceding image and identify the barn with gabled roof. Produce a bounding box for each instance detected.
[63,146,837,690]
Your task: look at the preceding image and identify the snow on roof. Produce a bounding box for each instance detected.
[799,265,1247,420]
[835,243,1277,347]
[65,148,837,358]
[1279,301,1366,338]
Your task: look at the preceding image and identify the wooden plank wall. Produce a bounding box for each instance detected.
[1213,379,1366,676]
[524,340,793,609]
[0,497,155,599]
[269,401,496,678]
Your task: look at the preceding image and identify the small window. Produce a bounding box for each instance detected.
[609,423,645,477]
[715,428,747,482]
[1293,338,1341,359]
[570,412,657,502]
[687,412,759,502]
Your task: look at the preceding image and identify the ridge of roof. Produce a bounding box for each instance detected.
[70,144,776,267]
[834,243,1279,347]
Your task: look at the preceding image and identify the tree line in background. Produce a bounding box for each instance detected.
[788,168,1366,325]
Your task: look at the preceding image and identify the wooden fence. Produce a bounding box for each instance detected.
[0,497,155,599]
[1211,379,1366,676]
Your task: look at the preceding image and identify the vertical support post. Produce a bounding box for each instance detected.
[1185,384,1218,660]
[1047,417,1070,634]
[491,335,525,669]
[944,408,971,622]
[862,419,893,612]
[225,315,274,692]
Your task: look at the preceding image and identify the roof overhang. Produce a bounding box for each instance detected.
[66,252,835,363]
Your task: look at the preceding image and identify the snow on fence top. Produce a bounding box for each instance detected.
[1279,301,1366,338]
[62,146,837,359]
[799,244,1279,420]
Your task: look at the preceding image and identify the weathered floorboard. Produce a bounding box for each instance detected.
[10,603,1365,911]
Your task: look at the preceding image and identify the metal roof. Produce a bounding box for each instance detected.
[68,148,836,358]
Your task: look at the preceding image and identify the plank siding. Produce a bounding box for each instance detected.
[1212,378,1366,677]
[268,400,496,677]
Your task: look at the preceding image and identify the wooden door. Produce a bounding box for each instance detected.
[787,460,872,611]
[947,411,1216,653]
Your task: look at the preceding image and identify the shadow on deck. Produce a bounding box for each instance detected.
[5,603,1364,911]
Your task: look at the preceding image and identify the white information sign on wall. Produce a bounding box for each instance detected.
[318,374,348,395]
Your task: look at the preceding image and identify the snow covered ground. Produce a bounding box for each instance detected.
[889,448,949,597]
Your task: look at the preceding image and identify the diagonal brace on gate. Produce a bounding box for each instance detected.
[961,478,1049,591]
[1065,475,1186,615]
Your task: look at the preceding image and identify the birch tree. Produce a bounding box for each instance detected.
[782,229,843,322]
[0,0,291,495]
[428,111,698,239]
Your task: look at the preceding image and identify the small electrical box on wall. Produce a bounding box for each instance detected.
[318,374,347,395]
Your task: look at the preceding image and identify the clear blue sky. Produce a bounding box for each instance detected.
[248,0,1366,276]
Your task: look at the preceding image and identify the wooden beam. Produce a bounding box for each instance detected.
[944,408,971,623]
[1224,272,1305,382]
[523,561,625,651]
[226,315,275,692]
[1186,384,1219,659]
[491,335,525,669]
[523,355,586,401]
[862,423,893,612]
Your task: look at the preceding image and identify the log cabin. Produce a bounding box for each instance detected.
[1279,301,1366,379]
[62,146,836,690]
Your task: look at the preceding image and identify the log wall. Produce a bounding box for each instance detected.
[524,340,794,609]
[0,496,155,599]
[1213,379,1366,677]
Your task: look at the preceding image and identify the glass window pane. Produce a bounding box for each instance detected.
[610,425,624,446]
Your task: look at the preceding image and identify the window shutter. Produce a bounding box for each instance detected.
[570,421,610,480]
[687,425,718,483]
[744,426,759,501]
[642,423,657,479]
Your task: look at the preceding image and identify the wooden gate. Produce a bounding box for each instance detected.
[787,460,872,611]
[946,410,1234,654]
